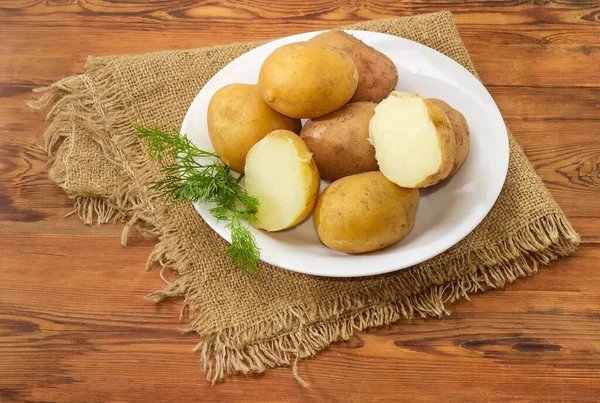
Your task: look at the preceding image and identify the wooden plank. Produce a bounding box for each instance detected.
[1,0,599,29]
[490,86,600,121]
[1,23,599,87]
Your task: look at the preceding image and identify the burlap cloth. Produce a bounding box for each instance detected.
[31,11,579,383]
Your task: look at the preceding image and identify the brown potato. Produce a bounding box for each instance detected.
[313,172,419,254]
[258,42,359,119]
[207,83,302,173]
[369,92,456,188]
[427,98,470,177]
[300,102,378,181]
[310,30,398,103]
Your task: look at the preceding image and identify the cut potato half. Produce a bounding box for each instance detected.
[369,92,456,188]
[244,130,320,232]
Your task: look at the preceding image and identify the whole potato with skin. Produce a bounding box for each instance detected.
[300,102,378,181]
[207,83,301,173]
[427,98,470,177]
[258,42,359,119]
[314,171,419,254]
[310,30,398,103]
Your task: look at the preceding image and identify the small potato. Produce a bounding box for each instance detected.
[427,99,470,177]
[207,83,301,173]
[310,30,398,103]
[258,42,359,119]
[369,92,456,188]
[245,130,320,232]
[300,102,378,181]
[314,172,419,254]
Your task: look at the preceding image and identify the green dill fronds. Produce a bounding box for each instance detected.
[134,125,261,274]
[225,212,260,275]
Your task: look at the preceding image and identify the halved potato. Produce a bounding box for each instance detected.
[369,92,456,188]
[244,130,320,231]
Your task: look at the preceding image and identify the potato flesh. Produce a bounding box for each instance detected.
[245,136,313,231]
[370,94,442,188]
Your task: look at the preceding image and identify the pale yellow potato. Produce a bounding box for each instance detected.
[369,92,456,188]
[310,30,398,103]
[300,102,378,181]
[244,130,320,232]
[258,42,359,119]
[207,83,302,173]
[313,171,419,254]
[427,98,470,177]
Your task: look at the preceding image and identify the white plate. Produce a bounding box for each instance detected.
[181,30,509,277]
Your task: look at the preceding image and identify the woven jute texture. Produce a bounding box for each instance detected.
[31,11,579,383]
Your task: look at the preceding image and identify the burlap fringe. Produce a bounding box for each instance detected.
[28,60,160,232]
[147,212,578,384]
[31,58,580,386]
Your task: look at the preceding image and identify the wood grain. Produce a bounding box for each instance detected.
[1,1,599,402]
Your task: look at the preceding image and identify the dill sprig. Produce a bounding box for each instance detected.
[134,125,260,275]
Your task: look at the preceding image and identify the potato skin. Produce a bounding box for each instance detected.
[207,83,302,173]
[310,31,398,103]
[313,172,419,254]
[300,102,378,181]
[427,99,470,177]
[258,42,359,119]
[413,100,456,188]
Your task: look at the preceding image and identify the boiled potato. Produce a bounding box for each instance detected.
[313,172,419,254]
[369,92,456,188]
[207,83,301,173]
[300,102,378,181]
[244,130,320,231]
[428,98,470,177]
[258,42,359,119]
[310,31,398,103]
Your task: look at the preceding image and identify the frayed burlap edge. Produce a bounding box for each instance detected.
[151,212,578,383]
[28,62,162,239]
[29,18,580,385]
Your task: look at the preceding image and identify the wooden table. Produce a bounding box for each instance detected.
[1,1,599,402]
